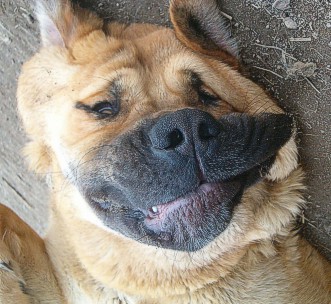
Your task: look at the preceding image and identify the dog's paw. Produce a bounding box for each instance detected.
[0,204,63,302]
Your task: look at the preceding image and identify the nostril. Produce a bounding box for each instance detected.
[198,122,220,140]
[149,109,221,151]
[166,129,184,149]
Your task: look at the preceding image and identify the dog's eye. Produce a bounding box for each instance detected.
[92,100,120,117]
[198,87,219,106]
[190,73,219,107]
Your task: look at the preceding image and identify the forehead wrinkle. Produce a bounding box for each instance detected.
[163,53,213,87]
[77,67,138,101]
[126,51,177,109]
[74,40,140,98]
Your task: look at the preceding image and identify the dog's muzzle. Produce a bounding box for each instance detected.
[76,109,294,251]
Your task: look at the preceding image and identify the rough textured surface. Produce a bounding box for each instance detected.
[0,0,330,259]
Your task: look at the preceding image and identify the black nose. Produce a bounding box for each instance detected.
[148,109,220,153]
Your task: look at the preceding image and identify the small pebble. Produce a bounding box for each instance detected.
[328,42,331,48]
[272,0,290,10]
[327,22,331,28]
[1,36,11,45]
[287,62,317,78]
[283,17,298,30]
[22,13,34,25]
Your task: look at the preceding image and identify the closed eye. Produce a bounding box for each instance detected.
[75,99,120,119]
[198,86,219,106]
[75,77,122,119]
[190,72,220,107]
[91,100,120,116]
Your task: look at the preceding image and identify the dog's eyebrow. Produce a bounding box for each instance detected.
[190,72,204,88]
[75,102,94,113]
[190,72,217,91]
[183,70,204,88]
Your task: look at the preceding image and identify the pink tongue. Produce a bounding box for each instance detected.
[144,183,225,233]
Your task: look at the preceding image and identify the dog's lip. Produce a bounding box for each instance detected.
[145,182,222,219]
[142,181,241,233]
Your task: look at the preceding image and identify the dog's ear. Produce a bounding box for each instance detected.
[170,0,238,66]
[35,0,103,48]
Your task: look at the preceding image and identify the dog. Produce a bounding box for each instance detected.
[0,0,330,303]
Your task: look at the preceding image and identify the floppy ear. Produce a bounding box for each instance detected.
[35,0,103,48]
[170,0,238,66]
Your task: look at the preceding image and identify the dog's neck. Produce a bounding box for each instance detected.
[46,199,123,303]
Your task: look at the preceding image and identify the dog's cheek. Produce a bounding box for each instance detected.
[23,141,52,176]
[266,137,298,181]
[17,50,78,172]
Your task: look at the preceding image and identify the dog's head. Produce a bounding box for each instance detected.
[17,0,303,297]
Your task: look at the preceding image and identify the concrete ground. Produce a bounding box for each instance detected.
[0,0,330,260]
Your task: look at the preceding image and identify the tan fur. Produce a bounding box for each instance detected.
[1,0,330,303]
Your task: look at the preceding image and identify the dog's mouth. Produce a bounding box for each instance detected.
[143,156,273,224]
[143,181,241,236]
[145,182,228,224]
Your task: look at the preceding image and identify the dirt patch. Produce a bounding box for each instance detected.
[0,0,330,259]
